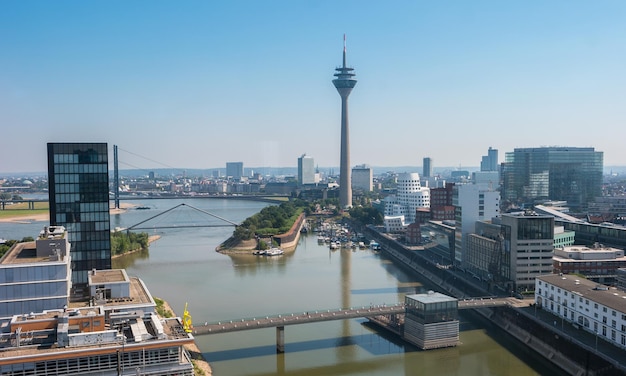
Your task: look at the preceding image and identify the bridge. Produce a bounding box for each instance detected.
[122,202,240,231]
[191,297,527,352]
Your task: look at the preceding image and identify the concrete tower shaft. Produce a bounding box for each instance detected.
[333,35,357,209]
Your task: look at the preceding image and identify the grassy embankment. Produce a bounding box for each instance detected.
[0,202,49,219]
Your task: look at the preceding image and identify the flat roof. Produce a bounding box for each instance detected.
[538,274,626,312]
[89,269,128,284]
[407,292,457,304]
[0,242,58,265]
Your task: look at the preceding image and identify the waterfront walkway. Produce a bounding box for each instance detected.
[192,297,519,336]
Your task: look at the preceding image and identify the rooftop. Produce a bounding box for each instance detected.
[538,274,626,313]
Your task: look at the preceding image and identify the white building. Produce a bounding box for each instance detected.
[536,274,626,350]
[384,173,430,228]
[453,183,500,266]
[298,154,317,185]
[352,164,373,192]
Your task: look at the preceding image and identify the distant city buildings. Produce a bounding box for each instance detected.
[352,164,373,192]
[226,162,244,180]
[47,142,111,285]
[422,157,433,178]
[480,147,498,172]
[297,154,317,185]
[502,147,603,211]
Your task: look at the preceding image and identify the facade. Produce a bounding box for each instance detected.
[384,173,430,226]
[297,154,316,185]
[501,213,554,292]
[47,143,111,285]
[422,157,432,178]
[0,227,71,323]
[480,147,498,172]
[430,183,455,221]
[403,292,459,350]
[352,164,373,192]
[536,274,626,351]
[406,222,422,245]
[553,244,626,284]
[502,147,603,210]
[333,36,357,209]
[465,220,502,284]
[226,162,244,180]
[453,183,500,266]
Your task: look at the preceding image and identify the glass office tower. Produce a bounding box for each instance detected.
[47,143,111,285]
[502,147,603,210]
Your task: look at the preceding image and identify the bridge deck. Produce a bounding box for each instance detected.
[191,298,526,336]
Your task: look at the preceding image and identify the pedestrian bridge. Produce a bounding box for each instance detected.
[192,297,525,336]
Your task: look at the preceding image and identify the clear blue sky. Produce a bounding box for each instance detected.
[1,1,625,173]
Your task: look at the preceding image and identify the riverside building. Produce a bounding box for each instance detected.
[536,274,626,350]
[383,173,430,230]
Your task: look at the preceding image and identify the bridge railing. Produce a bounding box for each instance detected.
[200,303,405,326]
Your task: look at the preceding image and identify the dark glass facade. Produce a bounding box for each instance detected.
[47,143,111,284]
[502,147,603,210]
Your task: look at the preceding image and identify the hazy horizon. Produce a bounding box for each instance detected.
[2,1,625,173]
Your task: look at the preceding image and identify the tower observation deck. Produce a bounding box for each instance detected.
[333,35,357,209]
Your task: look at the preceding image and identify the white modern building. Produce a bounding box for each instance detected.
[536,274,626,350]
[453,183,500,266]
[384,173,430,228]
[352,164,373,192]
[298,154,317,185]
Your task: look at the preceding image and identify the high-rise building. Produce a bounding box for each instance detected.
[298,154,316,185]
[502,147,603,210]
[226,162,244,180]
[423,157,433,178]
[480,147,498,172]
[352,164,373,192]
[333,35,357,209]
[47,143,111,285]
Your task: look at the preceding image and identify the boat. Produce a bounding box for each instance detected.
[253,250,266,255]
[265,247,284,256]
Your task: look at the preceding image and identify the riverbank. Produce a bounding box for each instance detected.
[0,202,136,223]
[160,299,212,376]
[111,234,161,259]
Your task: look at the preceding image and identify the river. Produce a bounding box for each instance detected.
[2,197,562,375]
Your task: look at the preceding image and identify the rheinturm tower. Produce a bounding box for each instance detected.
[333,35,357,209]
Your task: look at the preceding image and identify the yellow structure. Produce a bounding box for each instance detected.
[183,302,193,333]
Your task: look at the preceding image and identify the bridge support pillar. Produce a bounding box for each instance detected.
[276,326,285,353]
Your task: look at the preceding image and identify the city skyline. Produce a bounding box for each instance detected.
[1,1,626,173]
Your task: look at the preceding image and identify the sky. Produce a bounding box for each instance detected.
[1,1,625,174]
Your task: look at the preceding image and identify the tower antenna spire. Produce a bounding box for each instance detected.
[343,34,347,68]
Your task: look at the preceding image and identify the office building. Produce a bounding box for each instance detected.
[502,147,603,210]
[423,157,433,178]
[333,35,357,209]
[47,143,111,285]
[536,274,626,350]
[480,147,498,172]
[352,164,373,192]
[453,183,500,266]
[0,226,71,323]
[298,154,316,185]
[226,162,244,180]
[502,213,554,292]
[553,244,626,284]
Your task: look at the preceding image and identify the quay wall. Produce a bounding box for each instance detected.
[274,213,305,250]
[363,226,624,376]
